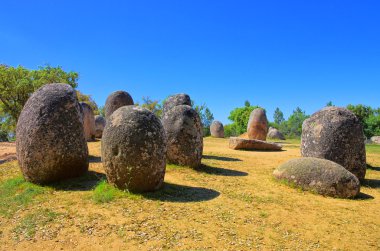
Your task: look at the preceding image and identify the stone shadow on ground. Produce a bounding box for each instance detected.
[354,192,374,200]
[363,179,380,189]
[367,164,380,171]
[48,171,106,191]
[203,155,241,162]
[142,182,220,202]
[89,155,102,163]
[194,164,248,176]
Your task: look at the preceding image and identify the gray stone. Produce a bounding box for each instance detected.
[102,106,166,192]
[80,102,96,141]
[210,120,224,138]
[16,83,89,184]
[301,107,366,180]
[273,157,360,198]
[104,90,134,119]
[162,105,203,168]
[371,136,380,144]
[267,127,285,140]
[247,108,268,141]
[229,137,282,151]
[94,115,106,138]
[162,93,191,115]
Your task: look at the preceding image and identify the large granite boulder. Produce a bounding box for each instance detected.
[94,115,106,138]
[301,107,366,180]
[104,90,134,119]
[80,102,96,141]
[162,93,191,115]
[210,120,224,138]
[247,108,268,141]
[102,106,166,192]
[267,127,285,140]
[229,137,282,151]
[16,83,89,184]
[273,157,360,198]
[371,136,380,144]
[162,105,203,168]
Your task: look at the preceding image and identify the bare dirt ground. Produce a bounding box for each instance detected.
[0,142,16,164]
[0,138,379,250]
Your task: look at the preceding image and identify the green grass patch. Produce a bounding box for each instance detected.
[0,176,49,217]
[366,144,380,154]
[92,180,141,203]
[166,163,186,170]
[12,208,59,240]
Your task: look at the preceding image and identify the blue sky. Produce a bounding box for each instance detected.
[1,1,379,124]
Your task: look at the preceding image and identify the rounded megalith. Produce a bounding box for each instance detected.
[247,108,268,141]
[210,121,224,138]
[273,157,360,198]
[267,127,285,140]
[162,93,191,115]
[102,106,166,192]
[16,83,89,184]
[94,115,106,138]
[80,102,96,141]
[162,105,203,168]
[301,107,366,180]
[104,91,134,119]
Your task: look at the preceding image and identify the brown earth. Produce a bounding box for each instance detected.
[0,138,379,250]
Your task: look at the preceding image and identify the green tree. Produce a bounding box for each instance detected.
[140,96,163,117]
[194,103,214,136]
[228,103,261,135]
[279,107,309,138]
[346,104,373,124]
[244,100,251,107]
[326,101,334,107]
[0,65,79,139]
[364,114,380,138]
[273,107,285,125]
[76,91,99,114]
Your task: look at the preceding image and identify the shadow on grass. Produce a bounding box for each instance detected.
[203,155,241,162]
[48,171,106,191]
[362,179,380,189]
[367,164,380,172]
[142,182,220,202]
[89,155,102,163]
[194,164,248,176]
[354,192,374,200]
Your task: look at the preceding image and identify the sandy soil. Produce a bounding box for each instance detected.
[0,142,16,164]
[0,138,379,250]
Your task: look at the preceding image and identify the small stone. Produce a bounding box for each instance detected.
[210,121,224,138]
[267,127,285,140]
[94,115,106,138]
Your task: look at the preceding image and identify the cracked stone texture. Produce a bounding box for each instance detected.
[162,105,203,168]
[162,93,191,116]
[102,106,166,192]
[94,115,106,138]
[273,157,360,198]
[301,106,366,181]
[16,83,89,184]
[104,90,134,120]
[247,108,268,141]
[210,121,224,138]
[80,102,96,141]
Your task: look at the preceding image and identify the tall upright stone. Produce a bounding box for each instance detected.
[247,108,268,141]
[105,90,134,119]
[162,105,203,168]
[102,106,166,192]
[301,107,366,180]
[80,102,96,141]
[210,120,224,138]
[16,83,89,184]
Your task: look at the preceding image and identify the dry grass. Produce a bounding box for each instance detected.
[0,138,379,250]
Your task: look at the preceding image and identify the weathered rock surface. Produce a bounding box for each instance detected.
[80,102,96,141]
[210,120,224,138]
[229,137,282,151]
[273,157,360,198]
[267,127,285,140]
[104,91,134,119]
[162,105,203,168]
[16,83,89,184]
[94,115,106,138]
[371,136,380,144]
[301,107,366,180]
[247,108,268,141]
[162,93,191,115]
[102,106,166,192]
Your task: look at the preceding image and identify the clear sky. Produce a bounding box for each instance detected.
[1,1,379,124]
